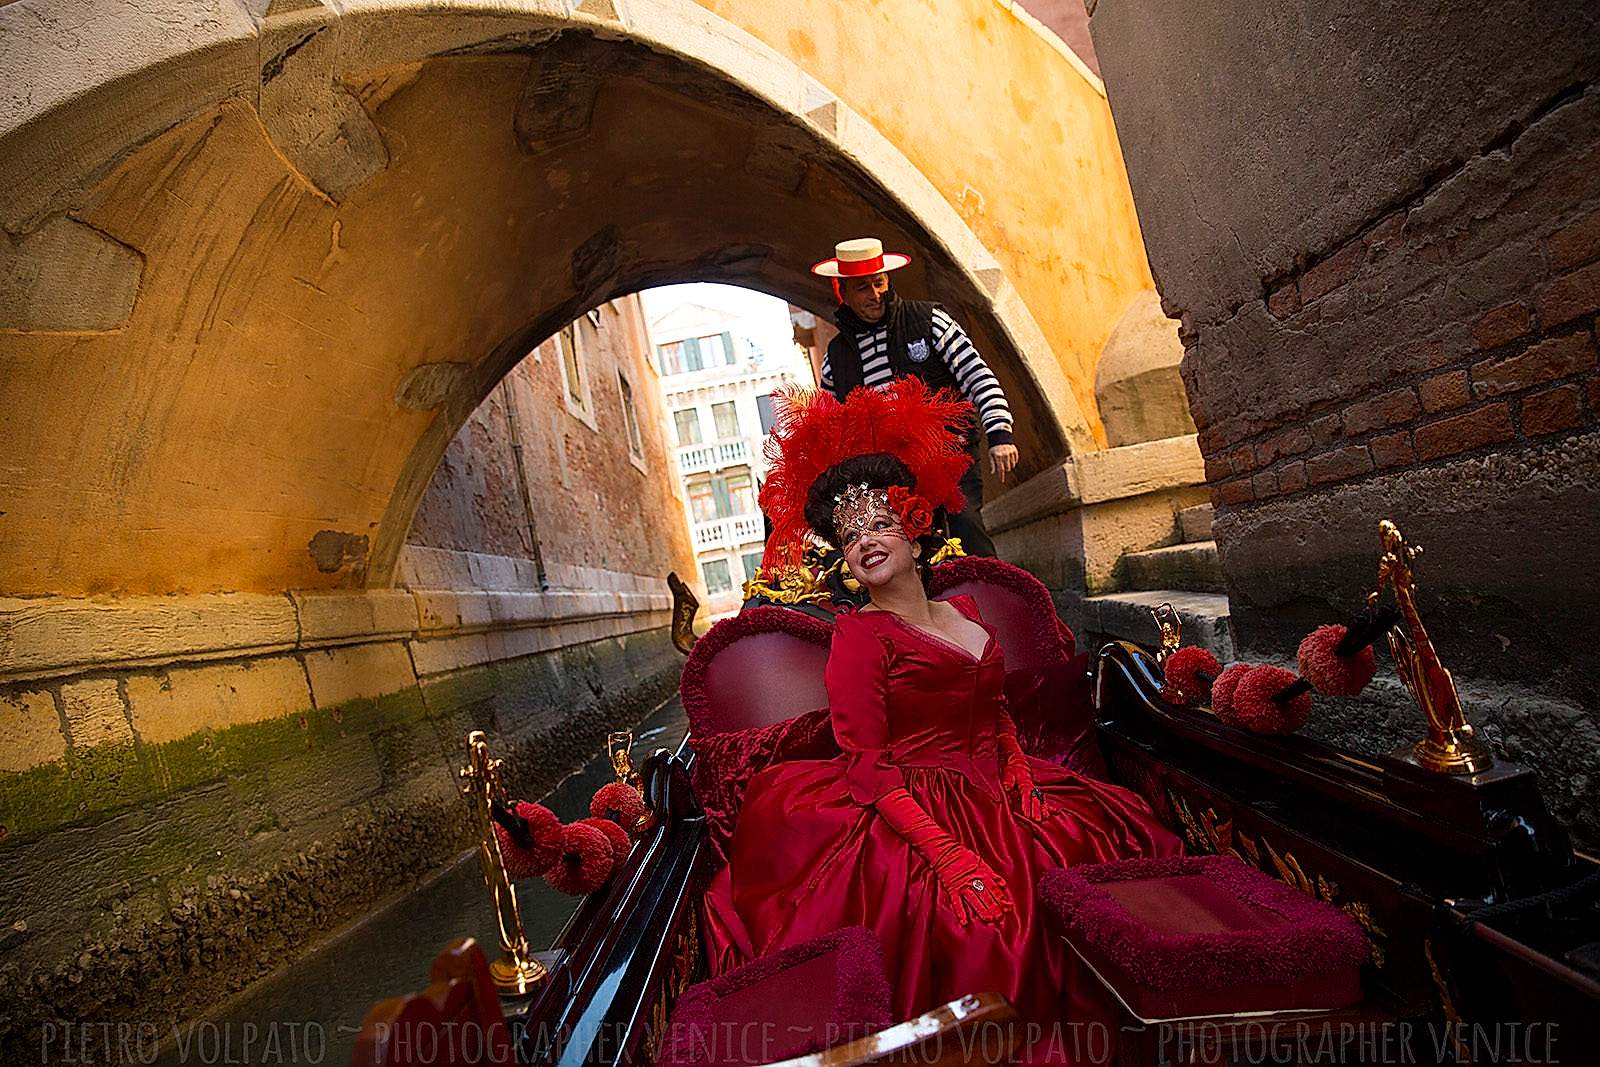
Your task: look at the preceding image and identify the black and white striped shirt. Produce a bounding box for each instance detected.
[819,307,1014,445]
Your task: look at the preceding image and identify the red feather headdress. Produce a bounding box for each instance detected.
[758,378,974,568]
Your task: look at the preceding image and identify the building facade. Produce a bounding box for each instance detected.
[651,300,815,616]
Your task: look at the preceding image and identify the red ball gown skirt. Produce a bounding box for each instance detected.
[699,598,1182,1034]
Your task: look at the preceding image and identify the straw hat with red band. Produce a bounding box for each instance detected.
[810,237,913,278]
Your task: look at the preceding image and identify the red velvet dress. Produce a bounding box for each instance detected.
[700,596,1181,1029]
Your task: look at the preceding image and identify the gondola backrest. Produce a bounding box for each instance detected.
[681,606,834,736]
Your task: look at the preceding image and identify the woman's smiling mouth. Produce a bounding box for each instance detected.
[860,549,889,569]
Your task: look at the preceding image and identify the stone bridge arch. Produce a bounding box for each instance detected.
[0,0,1142,598]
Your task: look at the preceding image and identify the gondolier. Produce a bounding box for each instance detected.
[811,236,1017,557]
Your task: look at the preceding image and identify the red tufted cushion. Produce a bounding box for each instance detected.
[656,927,892,1067]
[1040,855,1370,1020]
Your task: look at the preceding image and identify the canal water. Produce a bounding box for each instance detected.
[156,697,690,1067]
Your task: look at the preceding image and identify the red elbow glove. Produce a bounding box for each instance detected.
[874,787,1011,926]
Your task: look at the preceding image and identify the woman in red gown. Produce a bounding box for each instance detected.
[700,435,1181,1031]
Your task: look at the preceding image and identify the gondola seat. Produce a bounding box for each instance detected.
[1039,855,1370,1021]
[655,926,893,1067]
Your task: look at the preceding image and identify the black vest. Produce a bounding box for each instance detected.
[826,296,956,398]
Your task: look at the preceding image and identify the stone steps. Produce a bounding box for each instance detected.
[1080,589,1235,661]
[1178,502,1213,543]
[1121,539,1223,594]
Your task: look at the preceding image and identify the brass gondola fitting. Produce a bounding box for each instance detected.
[607,729,654,831]
[667,572,700,654]
[459,730,548,995]
[1368,520,1493,776]
[1150,602,1182,666]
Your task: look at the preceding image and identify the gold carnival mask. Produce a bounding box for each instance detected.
[832,483,899,548]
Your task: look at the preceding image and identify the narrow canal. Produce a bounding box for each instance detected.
[155,697,690,1067]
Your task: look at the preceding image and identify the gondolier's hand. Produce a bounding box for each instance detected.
[989,444,1019,482]
[931,847,1011,927]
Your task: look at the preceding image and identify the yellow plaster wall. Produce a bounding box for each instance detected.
[696,0,1156,444]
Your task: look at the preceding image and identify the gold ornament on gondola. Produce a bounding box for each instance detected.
[604,730,653,832]
[459,731,547,994]
[1367,520,1493,775]
[1150,602,1182,666]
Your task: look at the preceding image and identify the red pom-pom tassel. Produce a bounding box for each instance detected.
[1209,663,1252,718]
[494,801,563,880]
[1163,646,1222,704]
[544,823,616,896]
[577,816,632,868]
[1297,624,1378,697]
[590,781,647,829]
[1223,665,1312,735]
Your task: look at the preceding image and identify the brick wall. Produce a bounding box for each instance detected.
[406,295,696,587]
[1200,192,1600,511]
[1091,2,1600,719]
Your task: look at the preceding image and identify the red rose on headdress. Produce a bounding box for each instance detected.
[886,486,935,539]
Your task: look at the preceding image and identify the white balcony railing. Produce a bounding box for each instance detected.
[677,437,753,475]
[693,514,766,551]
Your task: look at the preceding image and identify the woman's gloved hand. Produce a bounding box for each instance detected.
[929,845,1012,927]
[1000,754,1048,821]
[997,710,1048,821]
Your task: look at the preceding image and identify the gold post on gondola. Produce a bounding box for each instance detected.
[1150,602,1182,666]
[459,730,548,994]
[1368,520,1493,775]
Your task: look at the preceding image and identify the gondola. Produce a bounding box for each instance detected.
[352,526,1600,1067]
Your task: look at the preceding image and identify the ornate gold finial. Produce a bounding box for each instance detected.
[667,572,699,654]
[1367,520,1492,775]
[459,731,547,994]
[608,729,637,786]
[1151,602,1182,665]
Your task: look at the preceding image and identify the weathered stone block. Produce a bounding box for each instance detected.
[60,680,131,748]
[125,657,311,746]
[0,593,299,681]
[0,216,144,332]
[303,641,417,709]
[292,590,417,644]
[0,689,65,773]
